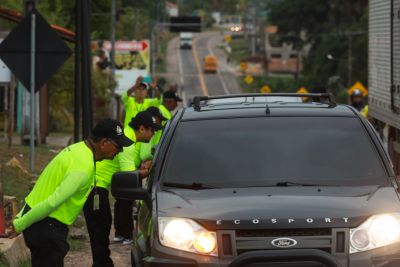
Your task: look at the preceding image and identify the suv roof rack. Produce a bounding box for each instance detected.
[192,93,336,111]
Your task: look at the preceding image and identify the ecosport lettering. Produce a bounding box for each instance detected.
[216,218,350,225]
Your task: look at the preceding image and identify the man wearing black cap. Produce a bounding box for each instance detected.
[159,90,183,122]
[122,76,161,136]
[113,111,162,247]
[11,119,132,267]
[137,107,167,164]
[84,111,160,266]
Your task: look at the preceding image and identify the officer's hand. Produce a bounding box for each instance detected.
[150,76,158,88]
[139,169,150,178]
[141,160,152,170]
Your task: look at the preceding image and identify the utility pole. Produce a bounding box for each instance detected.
[24,0,37,172]
[110,0,116,80]
[251,5,256,56]
[347,35,352,87]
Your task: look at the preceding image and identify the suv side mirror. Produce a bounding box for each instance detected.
[111,171,151,208]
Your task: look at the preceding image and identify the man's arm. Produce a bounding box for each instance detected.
[118,144,149,178]
[149,76,161,99]
[12,170,90,233]
[127,76,144,97]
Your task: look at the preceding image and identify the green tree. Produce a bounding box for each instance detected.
[268,0,368,88]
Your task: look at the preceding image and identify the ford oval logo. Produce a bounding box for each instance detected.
[271,238,297,248]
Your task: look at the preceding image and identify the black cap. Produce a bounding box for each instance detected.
[146,107,167,121]
[129,111,162,131]
[92,118,133,147]
[137,82,149,90]
[163,90,183,102]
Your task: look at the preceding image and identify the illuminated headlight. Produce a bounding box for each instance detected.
[350,213,400,253]
[158,217,218,256]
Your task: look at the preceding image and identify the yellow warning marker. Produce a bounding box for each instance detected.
[244,75,254,84]
[297,87,309,94]
[347,82,368,96]
[240,62,248,71]
[260,85,272,93]
[224,35,232,43]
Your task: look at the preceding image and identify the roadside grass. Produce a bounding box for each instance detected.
[229,37,251,64]
[155,32,178,74]
[237,75,306,94]
[0,142,57,207]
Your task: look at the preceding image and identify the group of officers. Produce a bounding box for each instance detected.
[9,76,182,267]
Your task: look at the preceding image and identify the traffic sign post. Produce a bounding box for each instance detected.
[0,8,72,171]
[244,75,253,84]
[260,85,271,93]
[29,12,36,171]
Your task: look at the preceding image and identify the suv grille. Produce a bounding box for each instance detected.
[236,228,332,237]
[218,228,349,261]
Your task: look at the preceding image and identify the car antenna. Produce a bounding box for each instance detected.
[266,103,270,115]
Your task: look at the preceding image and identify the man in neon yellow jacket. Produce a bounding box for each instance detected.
[158,90,182,124]
[11,119,132,267]
[137,107,168,163]
[84,111,160,266]
[122,76,162,135]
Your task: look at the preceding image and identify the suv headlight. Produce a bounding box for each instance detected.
[350,213,400,253]
[158,217,218,256]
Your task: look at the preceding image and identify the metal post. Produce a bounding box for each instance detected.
[348,35,352,87]
[110,0,116,80]
[74,0,82,142]
[29,12,36,172]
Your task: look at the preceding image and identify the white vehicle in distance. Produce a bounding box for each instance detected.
[179,32,193,49]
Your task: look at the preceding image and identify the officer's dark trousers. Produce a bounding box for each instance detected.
[84,187,114,267]
[113,198,134,239]
[23,213,69,267]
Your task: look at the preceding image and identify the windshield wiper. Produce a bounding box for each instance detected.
[275,181,334,187]
[162,182,219,190]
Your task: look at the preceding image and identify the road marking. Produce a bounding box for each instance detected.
[192,36,209,96]
[207,35,214,56]
[208,34,230,95]
[177,41,187,104]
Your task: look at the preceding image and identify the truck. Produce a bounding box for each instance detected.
[369,0,400,176]
[179,32,193,49]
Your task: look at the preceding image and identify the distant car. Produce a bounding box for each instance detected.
[203,55,218,73]
[179,32,193,49]
[230,25,243,32]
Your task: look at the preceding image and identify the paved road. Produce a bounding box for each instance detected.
[167,31,241,105]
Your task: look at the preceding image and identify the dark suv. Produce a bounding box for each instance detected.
[112,94,400,267]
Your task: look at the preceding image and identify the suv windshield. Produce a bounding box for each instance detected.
[162,117,388,187]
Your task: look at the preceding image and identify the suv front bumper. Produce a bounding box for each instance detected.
[141,239,400,267]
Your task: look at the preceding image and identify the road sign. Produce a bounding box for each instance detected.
[260,85,271,93]
[297,87,309,94]
[0,9,72,92]
[240,62,248,71]
[347,81,368,96]
[244,75,253,84]
[103,40,148,51]
[170,16,202,32]
[224,35,232,43]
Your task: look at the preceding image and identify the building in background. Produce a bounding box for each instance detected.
[166,1,178,17]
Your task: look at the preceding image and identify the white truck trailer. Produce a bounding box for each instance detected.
[369,0,400,175]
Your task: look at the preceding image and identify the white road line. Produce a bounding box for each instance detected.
[177,41,187,105]
[207,35,214,56]
[208,34,230,95]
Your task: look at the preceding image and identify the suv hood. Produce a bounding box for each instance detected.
[156,186,400,230]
